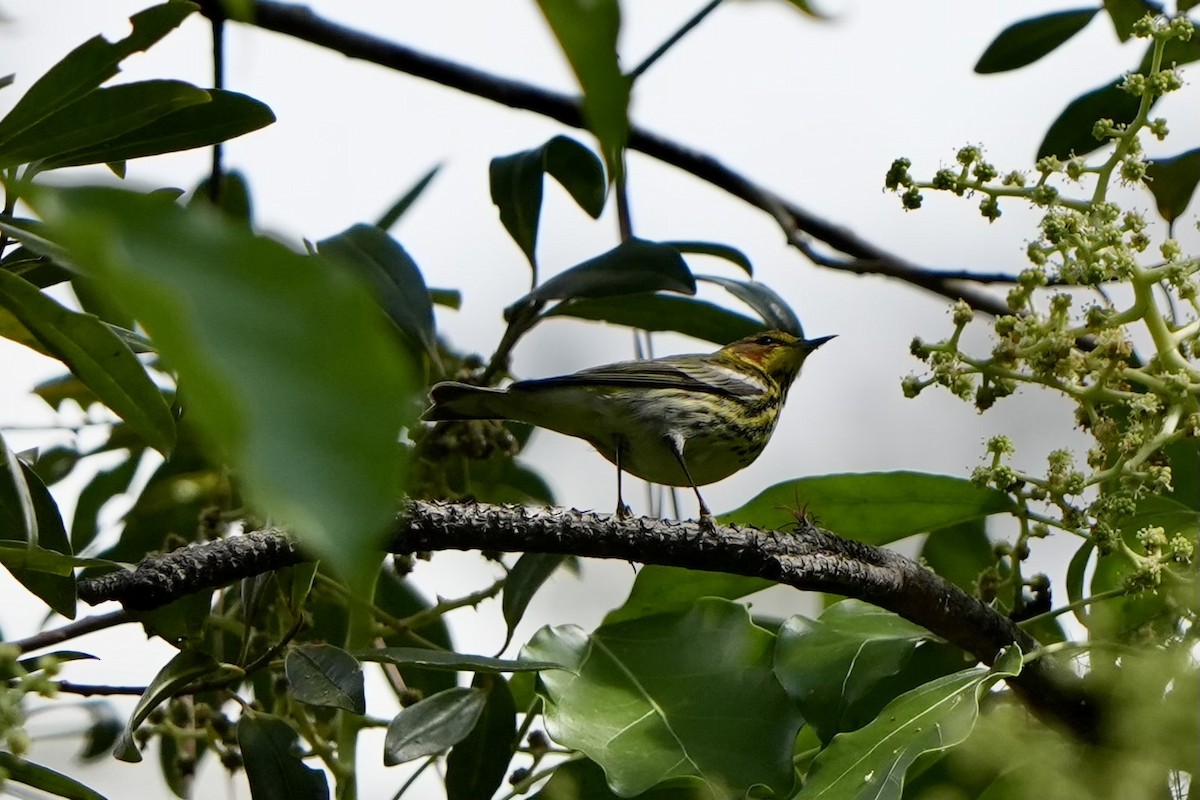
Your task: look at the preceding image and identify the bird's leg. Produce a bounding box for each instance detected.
[614,436,632,520]
[666,434,714,531]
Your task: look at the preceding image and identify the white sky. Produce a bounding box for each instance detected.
[2,1,1198,797]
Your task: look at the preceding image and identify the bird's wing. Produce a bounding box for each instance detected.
[513,356,767,398]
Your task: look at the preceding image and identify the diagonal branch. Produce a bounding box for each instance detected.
[76,500,1098,740]
[219,1,1016,317]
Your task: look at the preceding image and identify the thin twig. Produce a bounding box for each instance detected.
[12,609,134,655]
[629,0,726,81]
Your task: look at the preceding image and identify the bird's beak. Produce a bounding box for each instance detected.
[801,334,836,352]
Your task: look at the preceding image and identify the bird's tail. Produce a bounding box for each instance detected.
[422,381,512,421]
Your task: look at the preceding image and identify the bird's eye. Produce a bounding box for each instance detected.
[754,335,776,346]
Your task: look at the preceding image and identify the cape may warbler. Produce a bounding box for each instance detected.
[423,330,833,525]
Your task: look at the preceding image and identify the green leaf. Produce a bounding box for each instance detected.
[77,700,123,763]
[317,223,437,358]
[1103,0,1162,41]
[0,270,175,454]
[189,169,254,225]
[666,240,753,276]
[0,752,106,800]
[523,598,801,798]
[520,238,695,312]
[536,0,631,177]
[40,89,275,171]
[1164,438,1199,511]
[374,571,457,699]
[1,462,78,618]
[114,649,221,762]
[354,646,561,673]
[531,758,715,799]
[0,543,119,574]
[974,9,1098,74]
[1145,148,1200,224]
[696,275,803,335]
[0,430,38,544]
[446,673,518,800]
[376,163,442,231]
[32,185,415,587]
[775,600,963,743]
[1037,79,1143,160]
[491,135,607,270]
[0,80,210,170]
[544,293,763,345]
[383,687,487,766]
[603,565,771,626]
[796,646,1023,800]
[238,713,330,800]
[502,553,568,648]
[285,643,366,714]
[919,517,993,593]
[0,2,195,149]
[70,454,142,553]
[721,472,1017,544]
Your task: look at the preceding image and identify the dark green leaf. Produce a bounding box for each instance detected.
[114,649,221,762]
[1103,0,1162,41]
[1065,539,1094,627]
[285,643,366,713]
[238,713,330,800]
[0,80,209,170]
[0,752,106,800]
[920,517,993,593]
[354,646,561,673]
[31,445,81,486]
[189,169,254,225]
[429,287,462,309]
[317,223,437,358]
[0,74,13,91]
[524,598,801,798]
[696,274,803,335]
[721,472,1017,544]
[1164,438,1199,511]
[536,0,630,176]
[0,270,175,454]
[544,293,763,345]
[490,136,606,269]
[798,647,1023,800]
[0,543,118,575]
[383,687,487,765]
[2,247,73,289]
[521,239,695,312]
[1037,79,1143,160]
[14,650,97,675]
[531,758,714,799]
[40,90,275,171]
[133,589,214,647]
[446,673,517,800]
[665,240,753,275]
[77,700,123,762]
[0,2,195,148]
[376,163,441,231]
[1145,148,1200,224]
[603,564,771,625]
[70,454,142,553]
[502,553,567,648]
[975,10,1098,74]
[1,431,38,545]
[374,571,457,699]
[2,462,78,618]
[32,186,415,587]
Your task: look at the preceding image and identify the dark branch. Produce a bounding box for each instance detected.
[77,500,1098,740]
[228,1,1016,316]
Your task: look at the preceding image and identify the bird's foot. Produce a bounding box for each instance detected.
[616,502,633,521]
[698,512,717,533]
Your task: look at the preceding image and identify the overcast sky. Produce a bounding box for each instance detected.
[2,1,1198,796]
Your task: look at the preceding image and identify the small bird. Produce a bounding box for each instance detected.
[423,330,834,526]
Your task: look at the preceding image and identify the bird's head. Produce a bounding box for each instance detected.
[722,330,835,390]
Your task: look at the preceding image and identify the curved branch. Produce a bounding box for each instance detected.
[223,1,1014,316]
[76,500,1098,740]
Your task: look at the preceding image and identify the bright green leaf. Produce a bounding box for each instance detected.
[919,518,993,593]
[603,565,771,626]
[383,687,487,766]
[974,10,1098,74]
[114,649,221,762]
[238,713,330,800]
[285,643,366,714]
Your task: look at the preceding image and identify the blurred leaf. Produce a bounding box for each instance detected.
[189,169,253,225]
[355,647,561,673]
[603,565,771,626]
[0,74,13,91]
[666,240,753,275]
[722,472,1017,544]
[33,185,415,588]
[13,650,97,675]
[429,287,462,309]
[238,713,330,800]
[40,90,275,171]
[536,0,630,176]
[0,269,175,454]
[1145,148,1200,224]
[376,163,441,231]
[383,687,487,766]
[133,589,213,649]
[545,293,763,345]
[0,753,106,800]
[2,246,73,289]
[70,453,142,553]
[696,274,803,335]
[524,598,801,798]
[491,136,606,270]
[1103,0,1162,41]
[797,647,1023,800]
[975,9,1098,73]
[1164,438,1199,511]
[920,517,993,593]
[445,673,517,800]
[502,553,567,648]
[0,80,209,170]
[317,223,437,358]
[285,643,366,714]
[31,445,80,486]
[1037,79,1143,160]
[77,700,123,762]
[0,2,195,149]
[114,649,220,762]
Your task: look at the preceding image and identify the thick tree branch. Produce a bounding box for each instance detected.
[77,500,1098,740]
[223,1,1015,317]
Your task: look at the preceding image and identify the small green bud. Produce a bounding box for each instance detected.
[1148,117,1169,139]
[1066,158,1086,180]
[1030,184,1059,206]
[885,158,913,190]
[1035,156,1063,175]
[956,145,981,166]
[1160,238,1182,260]
[951,300,974,327]
[932,168,959,192]
[901,186,923,210]
[1120,157,1147,183]
[900,375,923,398]
[987,435,1015,456]
[979,196,1001,221]
[1001,170,1026,187]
